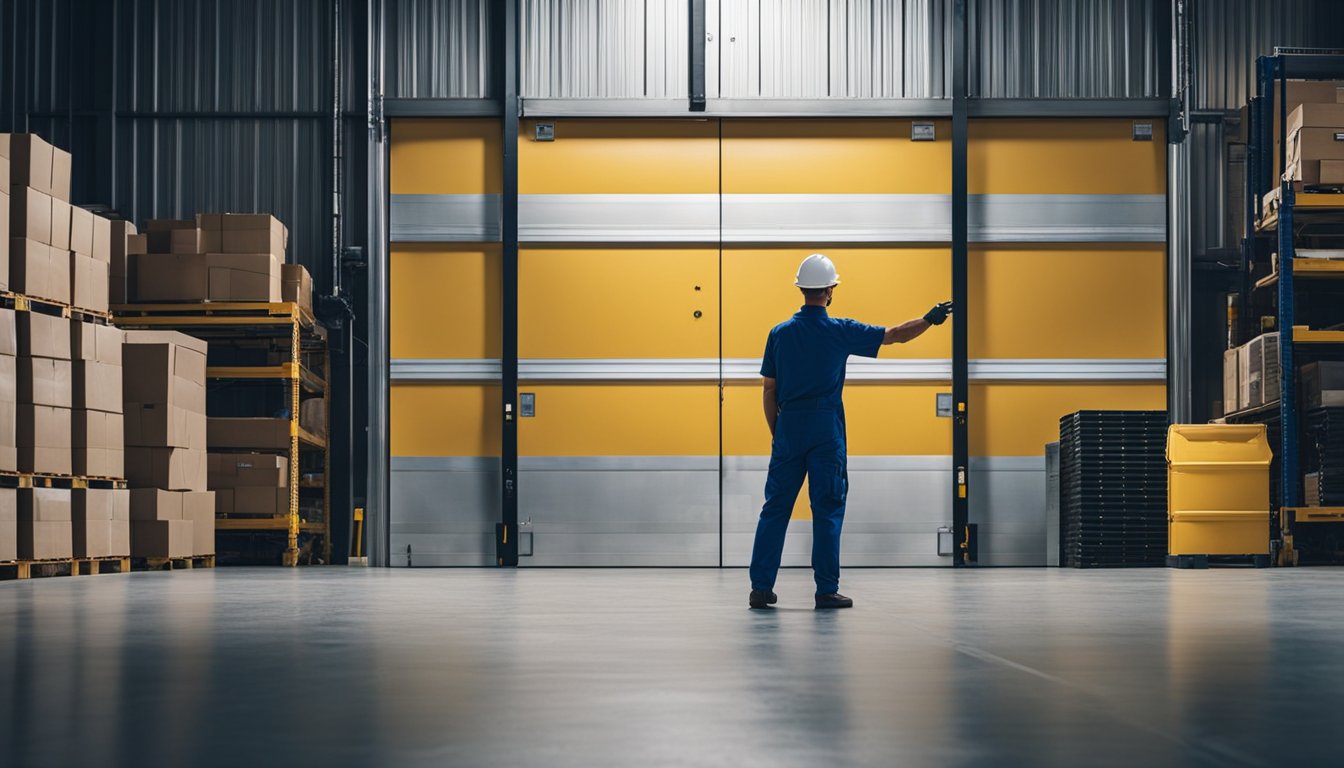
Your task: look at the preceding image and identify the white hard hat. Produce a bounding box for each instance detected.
[795,253,840,289]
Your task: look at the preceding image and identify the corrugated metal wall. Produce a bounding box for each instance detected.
[1190,0,1344,110]
[969,0,1162,98]
[387,0,496,98]
[521,0,688,98]
[1,0,366,294]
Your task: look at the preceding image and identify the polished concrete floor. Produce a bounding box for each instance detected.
[3,567,1344,767]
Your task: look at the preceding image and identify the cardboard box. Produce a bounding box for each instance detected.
[126,446,207,491]
[1302,361,1344,410]
[18,404,72,475]
[146,227,204,255]
[18,311,71,359]
[130,488,182,520]
[0,308,16,356]
[1321,159,1344,185]
[7,134,54,193]
[1,191,9,290]
[126,232,147,255]
[17,487,72,560]
[0,488,15,562]
[132,519,193,558]
[134,252,207,301]
[183,491,215,555]
[49,198,70,250]
[73,361,123,413]
[11,238,69,304]
[209,452,288,488]
[72,322,122,365]
[0,355,16,472]
[283,264,312,312]
[1223,348,1239,416]
[124,403,206,449]
[11,186,52,244]
[112,235,145,306]
[232,485,290,516]
[300,397,325,437]
[221,229,285,258]
[73,488,131,558]
[91,214,111,263]
[0,153,7,189]
[108,220,137,260]
[73,409,125,478]
[69,205,94,256]
[206,253,282,301]
[18,357,72,408]
[122,329,208,365]
[71,252,109,313]
[49,146,71,202]
[208,417,292,451]
[122,340,207,411]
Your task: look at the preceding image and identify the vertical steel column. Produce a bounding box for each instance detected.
[1276,58,1300,512]
[689,0,706,112]
[365,0,390,566]
[497,0,521,566]
[1166,0,1192,424]
[950,0,969,567]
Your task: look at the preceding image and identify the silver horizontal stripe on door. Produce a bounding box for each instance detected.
[390,193,1167,243]
[390,358,1166,381]
[390,193,502,242]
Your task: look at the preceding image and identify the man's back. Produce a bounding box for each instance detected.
[761,305,885,410]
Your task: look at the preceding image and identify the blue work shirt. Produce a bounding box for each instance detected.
[760,305,886,410]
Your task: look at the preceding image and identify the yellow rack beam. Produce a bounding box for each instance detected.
[208,364,327,393]
[1292,327,1344,344]
[216,518,328,533]
[1255,259,1344,290]
[1282,507,1344,524]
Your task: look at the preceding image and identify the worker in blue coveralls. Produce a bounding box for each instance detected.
[750,253,952,610]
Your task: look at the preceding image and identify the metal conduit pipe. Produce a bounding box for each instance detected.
[1168,0,1193,424]
[366,0,390,567]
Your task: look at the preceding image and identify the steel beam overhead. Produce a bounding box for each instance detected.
[383,98,503,117]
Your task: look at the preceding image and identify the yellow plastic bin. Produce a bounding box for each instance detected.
[1167,424,1272,556]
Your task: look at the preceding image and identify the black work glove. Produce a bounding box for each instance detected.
[923,301,954,326]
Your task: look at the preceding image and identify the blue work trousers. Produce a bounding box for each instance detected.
[749,407,847,595]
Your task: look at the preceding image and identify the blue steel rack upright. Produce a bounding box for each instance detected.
[1240,52,1344,564]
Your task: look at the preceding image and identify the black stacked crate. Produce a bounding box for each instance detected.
[1059,411,1169,568]
[1305,408,1344,506]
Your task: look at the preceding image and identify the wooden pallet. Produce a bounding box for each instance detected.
[0,472,129,490]
[1,556,131,580]
[0,290,114,324]
[133,555,217,572]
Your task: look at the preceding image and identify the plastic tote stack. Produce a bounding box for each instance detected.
[1167,424,1274,558]
[123,330,214,558]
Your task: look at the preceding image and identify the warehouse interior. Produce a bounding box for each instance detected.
[5,0,1344,765]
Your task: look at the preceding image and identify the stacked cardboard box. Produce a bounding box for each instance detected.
[210,453,289,517]
[123,330,214,557]
[73,323,125,478]
[0,309,15,473]
[283,264,312,312]
[136,214,286,303]
[7,133,72,303]
[18,487,71,560]
[110,221,142,305]
[1249,333,1281,406]
[73,488,130,559]
[1,136,8,290]
[68,206,111,312]
[1223,333,1286,412]
[18,311,72,474]
[1286,103,1344,186]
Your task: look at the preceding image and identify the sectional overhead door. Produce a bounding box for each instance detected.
[966,120,1168,564]
[516,120,721,566]
[387,116,1166,567]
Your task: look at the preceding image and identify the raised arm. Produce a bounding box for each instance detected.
[882,301,953,345]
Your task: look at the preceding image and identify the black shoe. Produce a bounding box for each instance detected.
[815,593,853,610]
[749,589,778,609]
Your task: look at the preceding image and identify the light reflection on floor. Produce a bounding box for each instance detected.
[3,568,1342,767]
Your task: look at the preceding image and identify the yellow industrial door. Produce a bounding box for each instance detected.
[516,120,721,565]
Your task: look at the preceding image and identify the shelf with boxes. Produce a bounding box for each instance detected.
[112,219,328,567]
[1235,54,1344,565]
[2,131,219,573]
